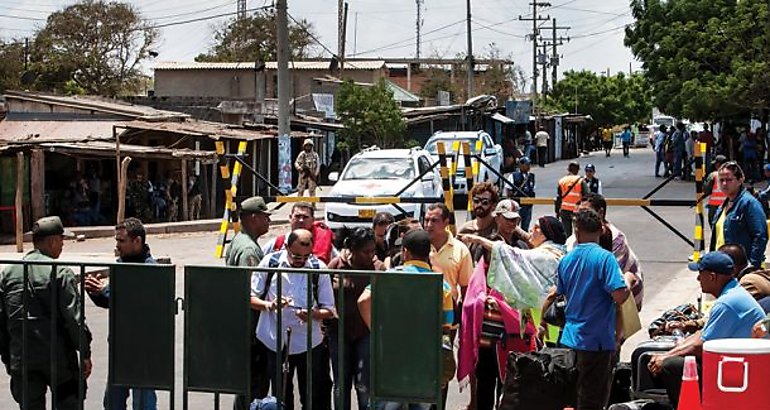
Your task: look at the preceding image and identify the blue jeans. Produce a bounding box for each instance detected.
[655,150,665,176]
[519,205,533,231]
[673,151,683,177]
[329,333,371,410]
[104,386,157,410]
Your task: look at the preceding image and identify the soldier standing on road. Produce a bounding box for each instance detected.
[295,139,320,198]
[226,197,272,410]
[84,217,158,410]
[583,164,603,195]
[505,156,536,231]
[0,216,93,410]
[557,162,588,237]
[535,126,550,167]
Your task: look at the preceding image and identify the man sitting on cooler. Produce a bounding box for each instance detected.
[647,251,765,404]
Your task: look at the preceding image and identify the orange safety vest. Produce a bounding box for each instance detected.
[708,173,727,207]
[559,175,583,212]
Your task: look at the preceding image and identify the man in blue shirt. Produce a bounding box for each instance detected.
[542,209,629,410]
[647,251,765,405]
[654,125,668,177]
[621,126,633,158]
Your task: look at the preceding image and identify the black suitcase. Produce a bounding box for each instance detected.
[630,337,677,400]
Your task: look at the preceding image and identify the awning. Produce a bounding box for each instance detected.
[39,141,217,162]
[491,112,515,124]
[0,119,123,144]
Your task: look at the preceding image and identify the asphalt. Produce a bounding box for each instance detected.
[0,146,732,409]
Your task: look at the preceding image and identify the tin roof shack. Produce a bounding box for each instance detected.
[402,95,511,147]
[534,113,594,164]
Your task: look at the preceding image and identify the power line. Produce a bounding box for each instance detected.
[0,13,45,21]
[350,18,465,56]
[144,5,272,30]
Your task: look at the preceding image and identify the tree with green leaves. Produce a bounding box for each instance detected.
[0,41,25,93]
[31,0,158,96]
[196,9,317,63]
[547,70,652,126]
[624,0,770,121]
[336,79,406,152]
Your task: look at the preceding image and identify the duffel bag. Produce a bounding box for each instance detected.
[499,347,577,410]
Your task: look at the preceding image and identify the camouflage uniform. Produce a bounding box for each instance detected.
[295,139,320,197]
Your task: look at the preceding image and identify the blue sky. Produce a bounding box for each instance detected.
[0,0,639,87]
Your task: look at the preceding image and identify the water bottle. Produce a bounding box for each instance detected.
[672,328,685,342]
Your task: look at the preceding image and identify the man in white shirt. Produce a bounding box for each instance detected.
[251,229,336,410]
[535,126,550,167]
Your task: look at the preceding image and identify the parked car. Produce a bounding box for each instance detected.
[325,146,442,229]
[423,130,503,195]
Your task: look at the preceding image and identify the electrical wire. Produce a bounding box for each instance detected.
[350,19,466,57]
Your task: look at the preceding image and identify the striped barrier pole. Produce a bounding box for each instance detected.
[437,142,456,234]
[214,140,249,258]
[463,142,475,220]
[693,142,706,262]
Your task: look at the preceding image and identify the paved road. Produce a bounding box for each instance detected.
[0,146,706,409]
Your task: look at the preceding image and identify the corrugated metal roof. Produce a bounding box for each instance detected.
[0,119,122,143]
[40,141,216,161]
[120,119,313,141]
[154,60,387,71]
[4,91,188,120]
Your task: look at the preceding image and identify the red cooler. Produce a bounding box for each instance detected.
[703,338,770,410]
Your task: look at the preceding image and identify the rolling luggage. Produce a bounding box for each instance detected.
[631,337,677,401]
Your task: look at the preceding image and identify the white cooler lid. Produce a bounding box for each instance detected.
[704,338,770,354]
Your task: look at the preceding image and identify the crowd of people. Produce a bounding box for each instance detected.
[5,156,770,410]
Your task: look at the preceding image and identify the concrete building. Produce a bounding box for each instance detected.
[153,60,389,99]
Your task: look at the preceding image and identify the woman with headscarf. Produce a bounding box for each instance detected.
[458,216,568,410]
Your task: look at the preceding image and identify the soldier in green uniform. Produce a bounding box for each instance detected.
[226,196,272,267]
[226,196,272,410]
[0,216,93,410]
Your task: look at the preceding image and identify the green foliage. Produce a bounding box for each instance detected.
[31,0,158,95]
[336,79,407,152]
[196,9,317,62]
[548,70,653,125]
[624,0,770,120]
[0,41,24,92]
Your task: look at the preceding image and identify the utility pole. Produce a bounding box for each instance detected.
[23,38,29,71]
[237,0,246,19]
[542,18,570,91]
[465,0,474,98]
[519,2,550,111]
[353,12,358,55]
[277,0,291,191]
[541,43,548,97]
[341,2,348,71]
[416,0,424,59]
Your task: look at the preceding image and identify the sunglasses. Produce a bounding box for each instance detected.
[472,197,492,206]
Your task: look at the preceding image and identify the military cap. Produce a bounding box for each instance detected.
[32,216,74,238]
[240,196,271,214]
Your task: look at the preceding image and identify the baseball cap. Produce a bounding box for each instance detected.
[493,199,520,220]
[688,251,734,275]
[303,138,314,147]
[240,196,271,215]
[585,164,596,172]
[713,155,727,166]
[32,216,74,239]
[764,163,770,173]
[518,156,531,165]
